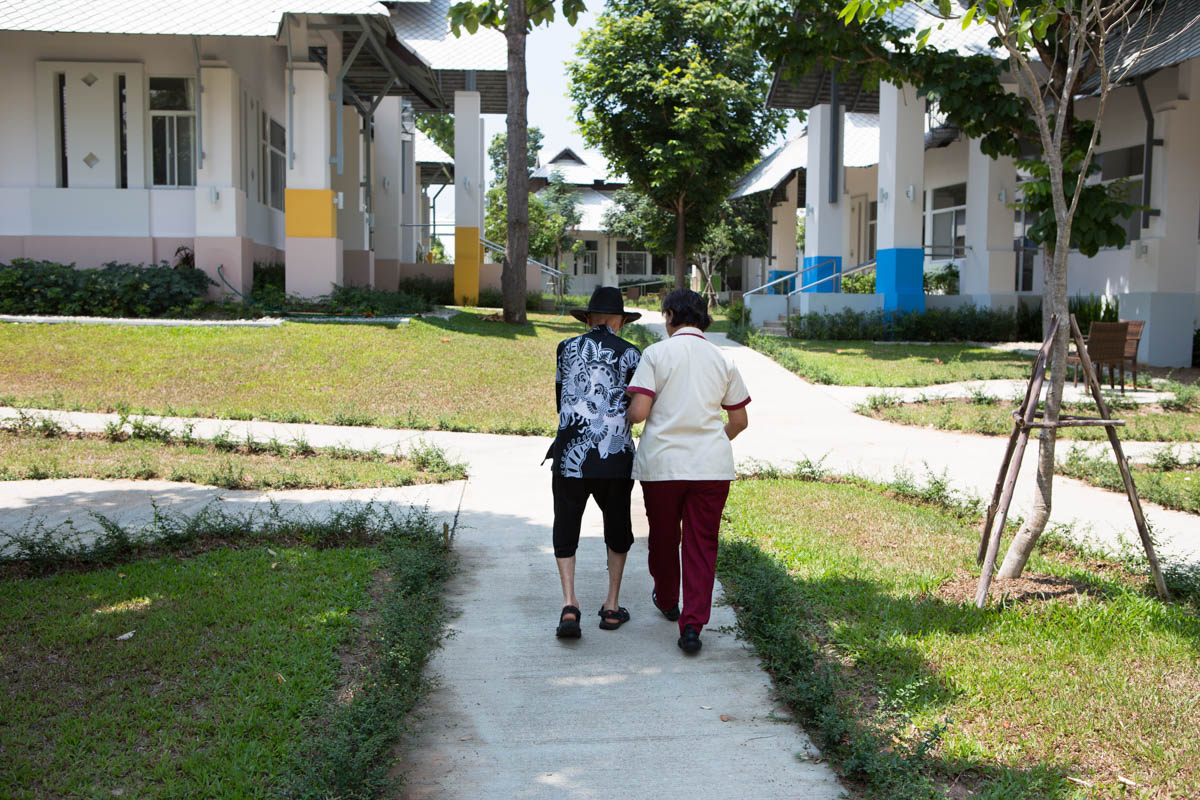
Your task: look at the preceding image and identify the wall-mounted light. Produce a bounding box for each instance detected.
[381,176,391,193]
[878,187,889,202]
[334,191,344,210]
[905,184,915,200]
[997,188,1007,204]
[209,187,220,204]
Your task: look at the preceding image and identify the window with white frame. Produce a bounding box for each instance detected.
[1013,207,1036,292]
[651,254,669,276]
[867,200,877,262]
[1096,144,1143,243]
[615,240,647,274]
[581,240,598,274]
[925,182,966,259]
[266,116,286,211]
[149,77,195,186]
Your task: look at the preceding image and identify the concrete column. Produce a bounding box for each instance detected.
[454,90,483,305]
[804,104,844,294]
[335,105,370,287]
[400,100,418,263]
[875,82,925,312]
[373,96,405,291]
[770,173,798,289]
[1123,88,1200,366]
[284,63,342,297]
[194,65,253,298]
[962,138,1017,308]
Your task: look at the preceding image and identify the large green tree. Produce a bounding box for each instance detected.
[739,0,1150,581]
[568,0,785,287]
[415,113,455,157]
[602,189,768,297]
[450,0,586,324]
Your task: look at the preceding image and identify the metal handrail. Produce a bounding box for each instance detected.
[783,259,875,322]
[479,237,567,313]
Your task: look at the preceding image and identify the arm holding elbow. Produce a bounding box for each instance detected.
[724,406,748,440]
[628,392,653,424]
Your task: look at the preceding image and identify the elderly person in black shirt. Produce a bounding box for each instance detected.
[546,286,642,639]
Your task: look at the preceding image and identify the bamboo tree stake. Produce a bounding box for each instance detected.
[1067,314,1170,600]
[975,315,1059,608]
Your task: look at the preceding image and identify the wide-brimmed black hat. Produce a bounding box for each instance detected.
[570,286,642,324]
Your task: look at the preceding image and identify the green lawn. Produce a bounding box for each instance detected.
[0,312,660,435]
[1059,446,1200,515]
[0,507,452,799]
[719,477,1200,799]
[1,545,379,798]
[0,428,466,489]
[863,396,1200,442]
[738,330,1035,386]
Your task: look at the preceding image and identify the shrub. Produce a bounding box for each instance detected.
[785,304,1035,342]
[723,296,746,323]
[841,271,875,294]
[476,287,504,307]
[923,263,959,295]
[1069,292,1119,331]
[0,259,214,318]
[395,275,454,305]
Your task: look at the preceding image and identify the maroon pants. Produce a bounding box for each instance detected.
[641,480,731,634]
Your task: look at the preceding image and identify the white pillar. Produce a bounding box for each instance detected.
[770,172,799,276]
[400,100,418,263]
[335,105,370,287]
[194,65,253,298]
[804,104,844,293]
[454,90,483,304]
[373,96,405,290]
[1122,86,1200,366]
[962,138,1016,307]
[875,82,925,311]
[284,62,342,297]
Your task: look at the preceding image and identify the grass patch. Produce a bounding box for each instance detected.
[0,504,453,799]
[718,475,1200,798]
[1059,446,1200,515]
[862,396,1200,442]
[0,415,466,489]
[734,329,1034,386]
[0,311,623,435]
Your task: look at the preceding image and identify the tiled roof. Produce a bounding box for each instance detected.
[0,0,409,37]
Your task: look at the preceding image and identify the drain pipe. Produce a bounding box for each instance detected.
[1134,77,1163,229]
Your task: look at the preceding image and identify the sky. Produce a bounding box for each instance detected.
[434,0,801,235]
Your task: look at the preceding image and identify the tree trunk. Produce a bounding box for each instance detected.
[998,236,1070,577]
[673,198,687,289]
[503,0,529,325]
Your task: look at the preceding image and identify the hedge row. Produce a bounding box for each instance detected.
[785,303,1044,342]
[0,259,213,318]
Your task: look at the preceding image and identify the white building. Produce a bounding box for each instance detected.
[530,146,673,296]
[740,5,1200,367]
[0,0,514,304]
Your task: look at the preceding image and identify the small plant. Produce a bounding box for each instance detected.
[859,392,902,412]
[128,416,175,443]
[407,440,467,479]
[1161,380,1198,413]
[966,385,999,405]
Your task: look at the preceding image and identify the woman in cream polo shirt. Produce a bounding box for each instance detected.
[627,289,750,654]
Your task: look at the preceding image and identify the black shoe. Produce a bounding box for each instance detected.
[556,605,582,639]
[677,625,702,654]
[652,591,680,622]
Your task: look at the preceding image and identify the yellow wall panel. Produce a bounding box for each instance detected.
[454,225,480,306]
[285,189,337,238]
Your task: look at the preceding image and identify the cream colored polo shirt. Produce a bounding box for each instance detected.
[628,327,751,481]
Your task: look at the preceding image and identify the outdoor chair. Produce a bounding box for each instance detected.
[1067,320,1129,393]
[1120,318,1145,389]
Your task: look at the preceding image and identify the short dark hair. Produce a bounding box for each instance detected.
[661,288,711,331]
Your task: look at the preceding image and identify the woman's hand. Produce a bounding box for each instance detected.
[724,406,748,440]
[628,393,653,424]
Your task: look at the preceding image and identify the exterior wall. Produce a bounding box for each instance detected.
[0,31,288,268]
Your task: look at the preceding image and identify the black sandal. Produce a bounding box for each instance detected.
[598,606,630,630]
[556,605,582,639]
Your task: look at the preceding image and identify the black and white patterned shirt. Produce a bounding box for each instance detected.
[547,325,641,479]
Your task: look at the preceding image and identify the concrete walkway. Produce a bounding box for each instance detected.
[2,313,1198,797]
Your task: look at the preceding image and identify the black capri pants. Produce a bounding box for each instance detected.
[551,475,635,558]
